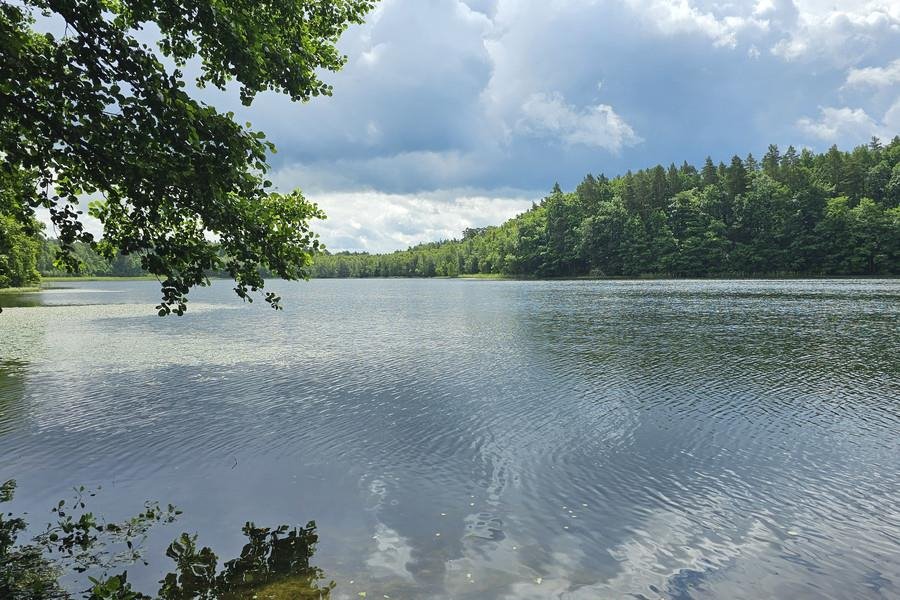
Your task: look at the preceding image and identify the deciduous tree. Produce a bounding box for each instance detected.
[0,0,374,313]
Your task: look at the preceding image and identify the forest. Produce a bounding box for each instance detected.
[2,140,899,286]
[313,140,900,279]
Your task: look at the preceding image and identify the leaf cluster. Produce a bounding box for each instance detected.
[1,0,374,312]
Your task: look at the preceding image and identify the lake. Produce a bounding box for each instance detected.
[1,279,898,599]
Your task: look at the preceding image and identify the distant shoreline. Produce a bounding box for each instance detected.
[1,273,895,294]
[0,285,41,294]
[369,273,900,281]
[40,275,159,282]
[0,276,159,293]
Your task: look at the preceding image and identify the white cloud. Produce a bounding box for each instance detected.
[308,189,536,252]
[753,0,798,21]
[623,0,760,48]
[516,92,641,151]
[479,2,648,155]
[845,58,900,88]
[770,1,900,66]
[883,98,900,132]
[796,104,895,144]
[611,0,900,69]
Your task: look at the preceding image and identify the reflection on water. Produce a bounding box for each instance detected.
[0,362,28,436]
[0,279,899,599]
[1,477,331,599]
[159,522,331,600]
[0,291,43,309]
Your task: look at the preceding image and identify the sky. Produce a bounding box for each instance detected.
[47,0,900,252]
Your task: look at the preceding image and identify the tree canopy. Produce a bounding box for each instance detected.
[314,140,900,279]
[0,0,374,313]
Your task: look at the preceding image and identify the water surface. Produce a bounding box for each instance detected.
[1,279,899,599]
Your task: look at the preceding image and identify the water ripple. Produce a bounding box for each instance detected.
[1,278,898,598]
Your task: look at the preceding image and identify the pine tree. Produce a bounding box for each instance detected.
[745,153,759,172]
[701,157,718,186]
[726,155,748,198]
[651,165,668,211]
[667,163,681,197]
[762,144,781,177]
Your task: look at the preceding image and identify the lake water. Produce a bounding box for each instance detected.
[1,279,899,599]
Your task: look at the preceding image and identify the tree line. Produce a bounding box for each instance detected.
[3,140,899,287]
[36,239,145,278]
[0,226,145,285]
[313,140,900,279]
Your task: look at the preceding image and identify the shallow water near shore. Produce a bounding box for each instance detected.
[1,278,899,599]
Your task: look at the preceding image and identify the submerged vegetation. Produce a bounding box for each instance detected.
[314,140,900,279]
[0,480,330,600]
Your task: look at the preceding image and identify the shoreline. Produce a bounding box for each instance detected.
[41,275,159,282]
[0,285,41,294]
[345,273,900,281]
[1,273,895,294]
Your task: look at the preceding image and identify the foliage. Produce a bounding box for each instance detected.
[0,0,375,311]
[0,215,41,288]
[0,480,330,599]
[38,239,149,278]
[0,168,42,289]
[314,139,900,279]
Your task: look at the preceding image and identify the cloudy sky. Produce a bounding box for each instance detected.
[199,1,900,251]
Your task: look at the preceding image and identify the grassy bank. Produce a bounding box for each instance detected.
[41,275,158,282]
[0,276,156,295]
[455,273,511,280]
[0,285,41,294]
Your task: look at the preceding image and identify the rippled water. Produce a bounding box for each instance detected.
[1,279,899,599]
